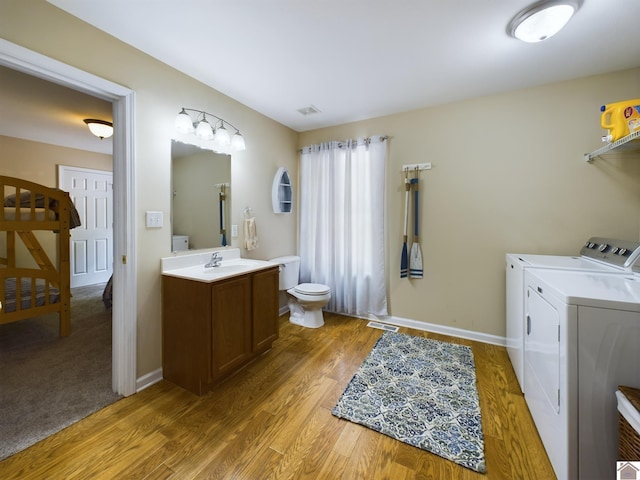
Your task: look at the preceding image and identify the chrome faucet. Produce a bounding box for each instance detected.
[204,252,222,268]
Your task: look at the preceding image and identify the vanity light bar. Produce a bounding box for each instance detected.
[174,108,246,151]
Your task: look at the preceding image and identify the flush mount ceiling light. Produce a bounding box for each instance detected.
[174,108,246,151]
[508,0,581,43]
[83,119,113,139]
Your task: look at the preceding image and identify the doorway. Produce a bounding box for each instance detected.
[0,38,137,396]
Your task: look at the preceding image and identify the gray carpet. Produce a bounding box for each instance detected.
[0,282,122,461]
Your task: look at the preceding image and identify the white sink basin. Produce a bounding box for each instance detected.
[162,256,277,283]
[201,264,249,275]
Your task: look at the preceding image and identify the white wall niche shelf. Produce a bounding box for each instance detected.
[272,166,292,214]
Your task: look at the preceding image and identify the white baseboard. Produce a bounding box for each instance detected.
[284,307,505,346]
[136,368,163,393]
[374,315,506,347]
[339,312,506,347]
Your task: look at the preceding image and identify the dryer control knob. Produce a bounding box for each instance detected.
[598,243,609,252]
[619,248,628,256]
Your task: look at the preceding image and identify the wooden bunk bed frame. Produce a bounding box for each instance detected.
[0,176,72,336]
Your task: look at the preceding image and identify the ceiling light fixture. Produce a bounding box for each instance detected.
[508,0,581,43]
[174,108,246,151]
[297,105,321,116]
[83,118,113,139]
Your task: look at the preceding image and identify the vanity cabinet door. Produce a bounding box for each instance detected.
[162,276,212,396]
[252,266,279,352]
[211,274,252,379]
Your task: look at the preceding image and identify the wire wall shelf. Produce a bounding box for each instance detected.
[585,130,640,162]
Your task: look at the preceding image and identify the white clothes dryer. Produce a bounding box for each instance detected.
[506,237,640,392]
[523,267,640,480]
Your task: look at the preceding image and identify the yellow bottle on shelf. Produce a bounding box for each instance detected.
[600,99,640,143]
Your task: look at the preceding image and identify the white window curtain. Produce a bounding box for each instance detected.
[299,136,388,317]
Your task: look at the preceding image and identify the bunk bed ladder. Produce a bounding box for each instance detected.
[16,230,61,289]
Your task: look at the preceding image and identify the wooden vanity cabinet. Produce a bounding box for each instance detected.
[211,274,252,379]
[162,266,279,395]
[252,267,280,352]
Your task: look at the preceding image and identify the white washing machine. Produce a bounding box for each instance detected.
[506,237,640,392]
[524,267,640,480]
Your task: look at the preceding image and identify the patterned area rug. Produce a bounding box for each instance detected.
[332,331,486,473]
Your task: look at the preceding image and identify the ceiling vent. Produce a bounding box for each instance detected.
[297,105,321,116]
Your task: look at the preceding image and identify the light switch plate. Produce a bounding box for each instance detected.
[231,224,238,238]
[146,211,163,228]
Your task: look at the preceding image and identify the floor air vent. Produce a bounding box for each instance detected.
[366,321,399,332]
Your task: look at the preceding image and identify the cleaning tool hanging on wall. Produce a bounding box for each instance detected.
[409,168,423,279]
[400,169,410,278]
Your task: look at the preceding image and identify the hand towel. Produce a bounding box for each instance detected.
[243,217,259,251]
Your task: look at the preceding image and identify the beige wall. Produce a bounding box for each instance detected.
[300,68,640,338]
[1,1,299,377]
[0,135,112,185]
[0,135,112,267]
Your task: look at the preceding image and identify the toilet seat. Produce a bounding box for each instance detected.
[294,283,330,296]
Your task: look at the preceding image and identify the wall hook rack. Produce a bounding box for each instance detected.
[402,162,432,172]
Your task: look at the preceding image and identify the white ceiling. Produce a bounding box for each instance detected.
[47,0,640,133]
[0,65,113,155]
[3,1,639,155]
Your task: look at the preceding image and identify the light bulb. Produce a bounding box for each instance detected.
[215,124,231,146]
[195,118,214,140]
[174,109,194,134]
[232,132,246,151]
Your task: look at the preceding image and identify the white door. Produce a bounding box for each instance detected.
[59,166,113,287]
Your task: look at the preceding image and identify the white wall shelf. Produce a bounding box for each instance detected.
[272,166,292,214]
[584,130,640,162]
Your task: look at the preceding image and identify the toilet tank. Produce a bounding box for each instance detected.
[270,255,300,290]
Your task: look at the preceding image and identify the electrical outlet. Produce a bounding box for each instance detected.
[146,211,163,228]
[231,224,238,238]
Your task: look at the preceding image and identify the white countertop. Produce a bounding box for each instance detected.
[161,248,277,283]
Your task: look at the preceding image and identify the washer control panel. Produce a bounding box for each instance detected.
[580,237,640,268]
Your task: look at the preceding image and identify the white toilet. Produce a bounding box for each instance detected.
[270,255,331,328]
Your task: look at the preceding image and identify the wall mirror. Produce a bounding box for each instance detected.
[171,140,231,251]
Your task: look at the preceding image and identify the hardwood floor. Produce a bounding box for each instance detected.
[0,313,556,479]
